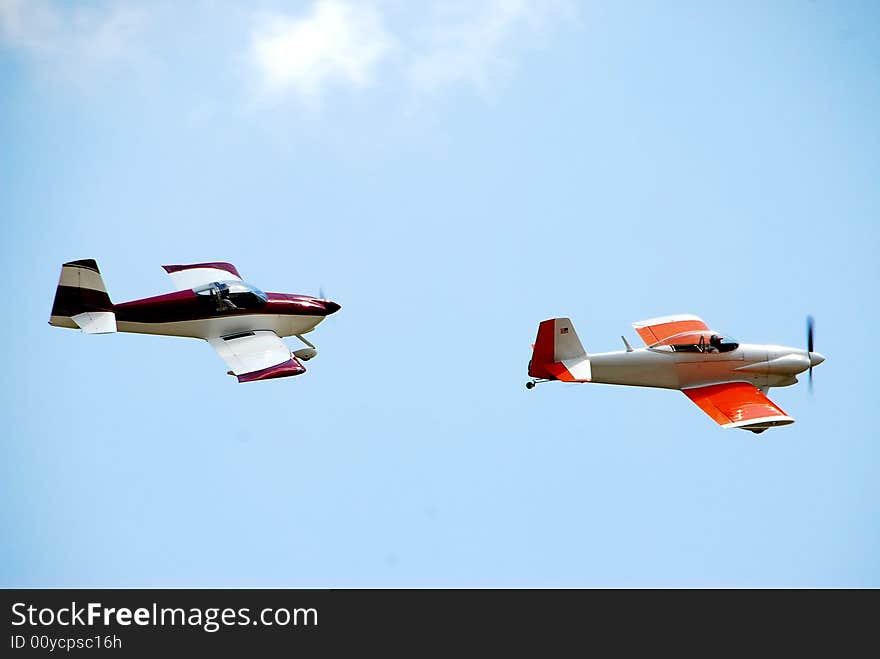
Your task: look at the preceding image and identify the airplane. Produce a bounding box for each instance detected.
[49,259,341,382]
[526,314,825,433]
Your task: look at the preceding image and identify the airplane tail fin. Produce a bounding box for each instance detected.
[49,259,117,334]
[528,317,591,382]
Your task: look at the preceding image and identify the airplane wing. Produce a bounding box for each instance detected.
[207,330,306,383]
[683,382,794,431]
[632,314,709,346]
[162,262,243,291]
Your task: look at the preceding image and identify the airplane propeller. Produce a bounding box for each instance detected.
[807,315,815,393]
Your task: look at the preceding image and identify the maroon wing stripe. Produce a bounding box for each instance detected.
[237,358,306,383]
[162,262,242,278]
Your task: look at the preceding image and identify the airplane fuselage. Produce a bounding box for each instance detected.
[583,343,824,391]
[49,289,340,340]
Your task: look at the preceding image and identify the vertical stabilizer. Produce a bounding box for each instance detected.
[528,317,590,382]
[49,259,117,333]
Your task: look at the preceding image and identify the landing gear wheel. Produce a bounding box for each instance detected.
[526,381,535,390]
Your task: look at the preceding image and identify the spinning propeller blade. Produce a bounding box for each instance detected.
[807,315,815,393]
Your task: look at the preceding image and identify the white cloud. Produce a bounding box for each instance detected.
[246,0,574,105]
[248,0,394,103]
[0,1,576,110]
[408,0,575,96]
[0,0,146,76]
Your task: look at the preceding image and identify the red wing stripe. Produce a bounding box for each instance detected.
[632,314,710,346]
[683,382,793,428]
[635,319,709,346]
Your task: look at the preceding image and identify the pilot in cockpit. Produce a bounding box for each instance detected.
[211,283,239,310]
[196,281,268,311]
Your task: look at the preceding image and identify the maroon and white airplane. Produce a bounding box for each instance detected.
[49,259,341,382]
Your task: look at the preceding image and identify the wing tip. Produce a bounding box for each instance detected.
[632,313,704,328]
[722,416,796,430]
[163,262,241,278]
[236,358,306,383]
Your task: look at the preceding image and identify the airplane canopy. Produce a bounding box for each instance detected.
[633,315,738,353]
[195,280,268,310]
[652,330,739,353]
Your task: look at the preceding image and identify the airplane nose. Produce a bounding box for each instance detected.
[809,351,825,367]
[323,300,341,315]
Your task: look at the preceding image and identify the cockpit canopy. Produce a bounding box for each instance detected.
[651,330,739,353]
[195,281,268,310]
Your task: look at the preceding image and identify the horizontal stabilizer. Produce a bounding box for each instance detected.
[72,311,117,334]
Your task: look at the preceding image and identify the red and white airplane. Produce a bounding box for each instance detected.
[49,259,340,382]
[526,314,824,433]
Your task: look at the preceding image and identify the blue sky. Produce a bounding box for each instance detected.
[1,0,878,586]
